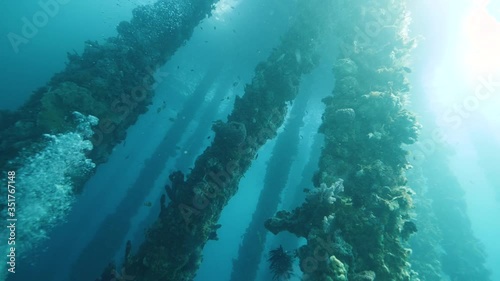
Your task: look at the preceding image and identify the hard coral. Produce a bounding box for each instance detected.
[38,82,106,133]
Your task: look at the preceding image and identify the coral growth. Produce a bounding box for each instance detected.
[38,82,107,132]
[266,1,421,280]
[212,121,247,154]
[306,179,344,205]
[268,246,295,280]
[121,1,336,280]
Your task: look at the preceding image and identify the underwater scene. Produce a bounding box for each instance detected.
[0,0,499,280]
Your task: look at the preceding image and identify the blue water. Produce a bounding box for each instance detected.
[1,1,499,281]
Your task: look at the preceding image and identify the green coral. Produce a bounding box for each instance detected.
[329,255,348,281]
[38,82,107,132]
[267,1,421,281]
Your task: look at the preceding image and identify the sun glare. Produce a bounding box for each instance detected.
[429,0,500,128]
[462,0,500,77]
[213,0,240,21]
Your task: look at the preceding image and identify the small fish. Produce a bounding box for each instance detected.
[254,153,258,159]
[207,136,211,139]
[157,107,162,113]
[214,26,217,30]
[144,202,152,207]
[232,81,239,87]
[169,117,176,122]
[402,66,412,73]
